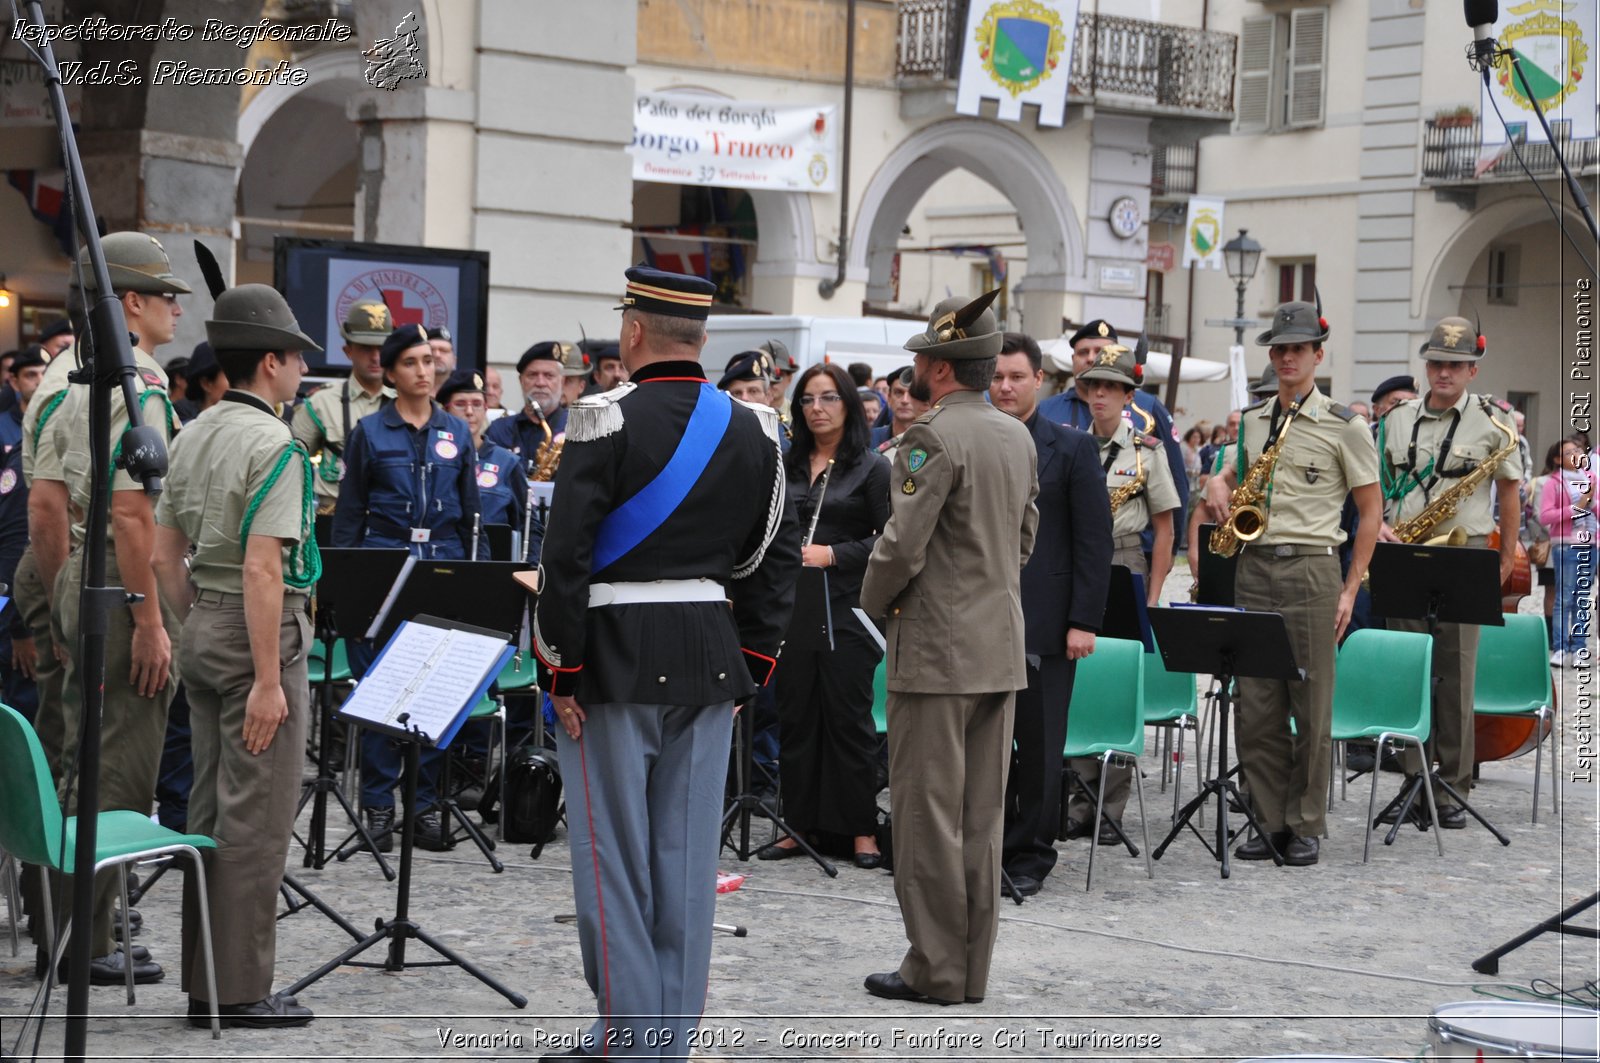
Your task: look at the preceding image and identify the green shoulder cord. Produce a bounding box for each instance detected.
[1376,414,1431,504]
[108,390,180,486]
[31,389,68,449]
[240,441,323,590]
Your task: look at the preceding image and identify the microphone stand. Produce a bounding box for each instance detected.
[16,2,170,1057]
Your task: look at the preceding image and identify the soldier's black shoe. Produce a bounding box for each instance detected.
[864,971,963,1006]
[360,807,395,853]
[1436,804,1468,829]
[1001,874,1041,899]
[1283,836,1319,866]
[41,948,163,984]
[1235,830,1289,860]
[188,991,313,1029]
[1059,816,1092,840]
[1095,819,1125,846]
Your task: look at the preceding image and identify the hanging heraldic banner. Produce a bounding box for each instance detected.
[1183,197,1226,270]
[955,0,1081,126]
[1480,0,1597,144]
[630,91,839,192]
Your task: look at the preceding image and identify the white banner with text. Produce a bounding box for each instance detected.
[630,91,838,193]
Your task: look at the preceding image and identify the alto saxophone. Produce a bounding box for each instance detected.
[1107,444,1146,514]
[1391,405,1518,544]
[531,409,563,482]
[1209,394,1305,558]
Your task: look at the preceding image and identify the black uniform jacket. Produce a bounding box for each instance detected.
[1021,413,1113,656]
[786,444,890,607]
[533,360,800,705]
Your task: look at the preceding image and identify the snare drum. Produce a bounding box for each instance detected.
[1239,1057,1398,1062]
[1428,1001,1599,1060]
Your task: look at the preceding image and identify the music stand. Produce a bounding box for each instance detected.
[1194,524,1237,607]
[482,523,515,562]
[721,688,838,878]
[342,559,533,872]
[288,615,527,1009]
[1367,541,1510,847]
[1148,605,1301,878]
[296,547,409,877]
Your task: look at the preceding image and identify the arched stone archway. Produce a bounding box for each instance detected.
[850,118,1084,327]
[1417,195,1588,323]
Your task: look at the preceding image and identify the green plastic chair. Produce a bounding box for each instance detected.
[1141,643,1199,821]
[1330,628,1441,862]
[1063,637,1153,890]
[871,658,888,737]
[0,704,221,1037]
[1474,613,1557,823]
[307,638,352,685]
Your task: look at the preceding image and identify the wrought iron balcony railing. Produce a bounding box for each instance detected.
[1422,115,1599,182]
[896,1,1236,117]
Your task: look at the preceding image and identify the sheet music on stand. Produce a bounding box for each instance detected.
[338,615,514,749]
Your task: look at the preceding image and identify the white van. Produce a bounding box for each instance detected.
[703,315,925,382]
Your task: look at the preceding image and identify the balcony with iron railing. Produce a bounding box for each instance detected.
[896,0,1236,120]
[1421,115,1600,184]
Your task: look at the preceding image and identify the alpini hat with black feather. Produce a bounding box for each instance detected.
[904,289,1003,361]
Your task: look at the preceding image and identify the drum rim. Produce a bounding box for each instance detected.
[1428,1007,1600,1058]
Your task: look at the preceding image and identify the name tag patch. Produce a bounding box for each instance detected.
[477,462,500,489]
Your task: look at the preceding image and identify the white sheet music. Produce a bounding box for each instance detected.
[338,621,508,746]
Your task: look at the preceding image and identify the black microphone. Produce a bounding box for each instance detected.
[1464,0,1499,69]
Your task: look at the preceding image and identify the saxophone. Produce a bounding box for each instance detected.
[1108,445,1146,514]
[1209,394,1305,558]
[1391,404,1518,544]
[531,409,563,482]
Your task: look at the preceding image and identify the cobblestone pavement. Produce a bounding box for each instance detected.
[3,576,1596,1060]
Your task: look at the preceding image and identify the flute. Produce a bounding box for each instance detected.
[803,459,834,550]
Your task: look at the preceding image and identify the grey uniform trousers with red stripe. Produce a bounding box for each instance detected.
[554,700,735,1061]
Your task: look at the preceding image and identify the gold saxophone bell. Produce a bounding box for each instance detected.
[1422,527,1469,547]
[1229,504,1267,542]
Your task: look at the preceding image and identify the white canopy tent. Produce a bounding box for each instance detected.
[1045,339,1231,384]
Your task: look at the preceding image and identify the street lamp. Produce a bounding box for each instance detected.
[1222,229,1263,348]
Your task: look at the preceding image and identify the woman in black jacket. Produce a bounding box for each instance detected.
[758,363,891,868]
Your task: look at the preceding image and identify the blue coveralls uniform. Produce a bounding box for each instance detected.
[333,402,481,815]
[0,406,35,721]
[474,438,534,559]
[533,267,799,1060]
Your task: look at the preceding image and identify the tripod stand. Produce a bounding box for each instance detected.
[721,693,836,876]
[1368,542,1510,848]
[1149,605,1301,878]
[295,548,408,875]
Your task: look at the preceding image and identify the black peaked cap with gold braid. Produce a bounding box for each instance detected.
[616,264,717,321]
[904,289,1004,361]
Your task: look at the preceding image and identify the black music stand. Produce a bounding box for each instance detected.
[721,686,838,878]
[1472,892,1600,974]
[288,616,527,1009]
[296,547,409,876]
[1194,524,1238,607]
[482,523,515,562]
[1367,541,1510,847]
[339,559,533,872]
[1149,605,1301,878]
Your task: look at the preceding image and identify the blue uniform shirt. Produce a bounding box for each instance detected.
[0,410,30,641]
[1038,386,1190,550]
[332,403,481,559]
[474,437,543,561]
[485,405,569,476]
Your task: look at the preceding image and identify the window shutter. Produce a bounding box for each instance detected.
[1287,7,1327,129]
[1236,15,1276,133]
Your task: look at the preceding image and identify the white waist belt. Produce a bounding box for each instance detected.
[588,578,727,607]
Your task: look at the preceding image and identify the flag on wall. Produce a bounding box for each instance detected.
[1480,0,1597,144]
[6,170,74,256]
[1182,197,1226,270]
[955,0,1081,127]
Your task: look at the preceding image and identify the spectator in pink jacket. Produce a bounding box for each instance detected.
[1539,436,1596,666]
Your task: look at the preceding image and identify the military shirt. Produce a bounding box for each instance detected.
[156,392,308,594]
[22,350,76,486]
[1235,386,1377,548]
[1379,391,1521,537]
[291,377,391,506]
[1098,418,1181,539]
[45,350,174,549]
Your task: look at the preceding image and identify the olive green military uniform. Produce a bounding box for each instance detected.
[860,292,1039,1006]
[1065,418,1181,826]
[157,284,320,1009]
[1379,382,1520,802]
[291,376,390,513]
[1233,385,1377,840]
[44,349,180,958]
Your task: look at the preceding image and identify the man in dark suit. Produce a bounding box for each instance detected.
[989,332,1113,897]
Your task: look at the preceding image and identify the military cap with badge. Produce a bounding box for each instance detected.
[718,349,776,390]
[436,367,487,406]
[517,340,571,376]
[1075,334,1148,390]
[1255,299,1330,348]
[1418,315,1485,362]
[896,289,1002,497]
[73,231,193,296]
[616,264,717,321]
[377,324,428,369]
[341,299,393,346]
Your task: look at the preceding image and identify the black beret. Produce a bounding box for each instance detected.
[164,356,191,377]
[1068,320,1118,348]
[617,265,716,321]
[379,324,431,369]
[436,368,485,406]
[517,340,568,375]
[1371,374,1417,404]
[425,326,452,343]
[582,339,622,363]
[39,318,72,343]
[10,346,47,373]
[718,350,771,390]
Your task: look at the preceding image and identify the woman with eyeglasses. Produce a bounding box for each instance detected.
[757,363,891,868]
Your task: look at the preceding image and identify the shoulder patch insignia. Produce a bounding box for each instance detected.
[567,381,638,443]
[1326,402,1358,422]
[907,447,927,472]
[138,369,164,389]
